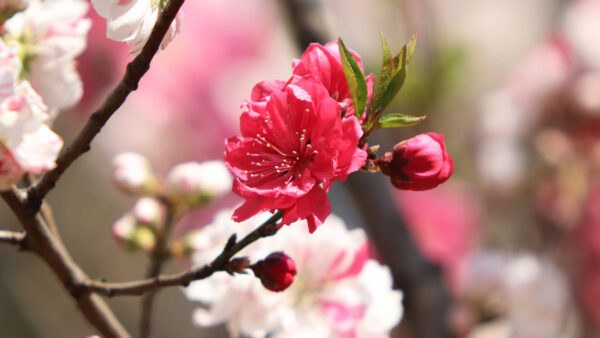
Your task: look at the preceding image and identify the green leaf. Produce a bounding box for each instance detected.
[378,113,426,128]
[338,38,368,119]
[372,33,417,113]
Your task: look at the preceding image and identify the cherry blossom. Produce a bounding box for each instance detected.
[226,78,367,232]
[0,41,62,190]
[4,0,91,110]
[292,41,374,119]
[91,0,182,56]
[185,209,403,338]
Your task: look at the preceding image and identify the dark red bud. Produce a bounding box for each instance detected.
[251,251,297,292]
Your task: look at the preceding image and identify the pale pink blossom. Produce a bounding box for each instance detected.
[4,0,91,110]
[91,0,182,56]
[0,41,62,189]
[185,210,403,338]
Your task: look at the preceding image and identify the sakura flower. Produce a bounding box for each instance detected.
[226,78,367,232]
[292,41,374,118]
[4,0,91,110]
[0,41,63,189]
[185,209,403,338]
[91,0,182,56]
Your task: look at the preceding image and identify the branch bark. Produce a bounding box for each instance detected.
[26,0,186,211]
[81,211,283,297]
[1,189,130,338]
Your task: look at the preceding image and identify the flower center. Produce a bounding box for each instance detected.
[244,128,318,185]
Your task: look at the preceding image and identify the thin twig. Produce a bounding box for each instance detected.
[82,211,284,297]
[139,203,178,338]
[0,230,27,248]
[26,0,186,212]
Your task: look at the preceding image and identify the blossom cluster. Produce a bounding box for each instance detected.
[225,40,454,232]
[111,152,232,250]
[0,0,91,190]
[185,209,403,338]
[225,42,369,232]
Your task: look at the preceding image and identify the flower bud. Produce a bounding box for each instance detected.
[251,252,297,292]
[132,197,165,229]
[112,213,156,252]
[377,133,453,191]
[166,161,232,207]
[112,152,158,196]
[111,214,136,247]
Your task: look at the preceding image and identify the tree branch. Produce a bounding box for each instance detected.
[1,189,130,338]
[26,0,186,211]
[82,211,284,297]
[0,230,27,248]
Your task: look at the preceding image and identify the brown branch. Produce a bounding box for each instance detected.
[0,230,27,249]
[82,211,284,297]
[26,0,186,212]
[1,188,130,338]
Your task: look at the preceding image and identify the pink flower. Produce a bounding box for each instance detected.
[292,41,374,118]
[251,251,297,292]
[377,132,453,191]
[225,78,367,232]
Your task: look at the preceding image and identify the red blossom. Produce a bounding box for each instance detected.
[292,41,374,119]
[377,132,453,191]
[251,252,297,292]
[225,77,366,232]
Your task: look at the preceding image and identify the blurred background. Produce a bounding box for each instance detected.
[1,0,600,336]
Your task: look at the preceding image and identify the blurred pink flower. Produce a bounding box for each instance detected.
[185,211,403,338]
[226,78,366,232]
[394,182,480,269]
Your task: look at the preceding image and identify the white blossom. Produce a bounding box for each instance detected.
[0,41,62,189]
[91,0,182,56]
[185,209,403,338]
[4,0,91,110]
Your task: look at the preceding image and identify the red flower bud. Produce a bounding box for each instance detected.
[377,133,453,191]
[251,252,297,292]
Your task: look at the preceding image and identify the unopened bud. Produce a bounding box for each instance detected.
[251,252,296,292]
[376,133,453,191]
[166,161,232,207]
[132,197,165,229]
[112,152,158,196]
[112,213,156,252]
[132,227,156,252]
[111,214,136,247]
